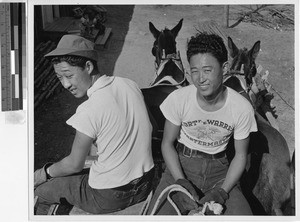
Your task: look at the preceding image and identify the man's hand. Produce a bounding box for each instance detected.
[34,163,53,189]
[199,187,229,205]
[172,179,200,211]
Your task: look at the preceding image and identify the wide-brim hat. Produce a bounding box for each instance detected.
[45,35,98,61]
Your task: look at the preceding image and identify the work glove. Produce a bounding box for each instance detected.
[172,179,200,212]
[34,162,53,189]
[199,187,229,205]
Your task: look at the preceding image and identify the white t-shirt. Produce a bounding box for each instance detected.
[160,85,257,154]
[67,75,154,189]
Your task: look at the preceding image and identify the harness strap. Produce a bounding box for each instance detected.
[151,75,185,88]
[223,71,255,108]
[139,190,153,215]
[145,51,186,89]
[140,184,223,215]
[148,184,195,215]
[223,71,250,93]
[156,53,184,77]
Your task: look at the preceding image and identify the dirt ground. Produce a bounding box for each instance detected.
[34,4,295,170]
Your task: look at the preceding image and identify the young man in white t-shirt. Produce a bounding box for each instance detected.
[34,35,154,215]
[147,32,257,215]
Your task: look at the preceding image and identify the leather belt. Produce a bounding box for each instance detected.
[176,142,226,159]
[112,167,154,191]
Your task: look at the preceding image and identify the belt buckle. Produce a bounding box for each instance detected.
[183,145,192,158]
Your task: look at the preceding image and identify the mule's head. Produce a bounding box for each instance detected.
[227,36,260,87]
[149,19,183,66]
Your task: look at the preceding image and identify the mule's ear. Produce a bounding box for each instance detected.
[171,18,183,37]
[149,22,160,39]
[249,40,261,60]
[227,36,239,58]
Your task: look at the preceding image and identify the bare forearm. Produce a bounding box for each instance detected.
[162,143,185,181]
[45,131,92,178]
[221,153,247,192]
[48,155,83,178]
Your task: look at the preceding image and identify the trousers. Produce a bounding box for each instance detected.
[147,151,252,215]
[35,167,154,215]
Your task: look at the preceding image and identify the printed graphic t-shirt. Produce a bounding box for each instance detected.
[160,85,257,154]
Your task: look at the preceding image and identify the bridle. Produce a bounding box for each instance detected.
[150,38,186,88]
[155,50,183,76]
[229,48,258,87]
[152,29,177,69]
[223,65,255,106]
[223,72,250,94]
[152,35,184,77]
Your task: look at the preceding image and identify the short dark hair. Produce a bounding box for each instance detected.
[186,32,228,65]
[51,55,98,71]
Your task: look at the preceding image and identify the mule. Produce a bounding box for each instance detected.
[142,19,188,133]
[149,18,183,67]
[227,36,260,87]
[224,37,292,215]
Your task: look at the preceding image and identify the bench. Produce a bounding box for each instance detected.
[69,201,146,215]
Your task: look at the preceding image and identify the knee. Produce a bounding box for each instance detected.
[34,184,44,197]
[34,181,57,202]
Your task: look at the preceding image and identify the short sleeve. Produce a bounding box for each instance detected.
[234,107,257,140]
[159,91,181,126]
[66,106,98,139]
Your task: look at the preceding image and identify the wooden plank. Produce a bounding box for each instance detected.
[95,27,112,47]
[53,5,60,18]
[47,204,59,215]
[34,196,38,207]
[41,5,54,29]
[99,27,112,45]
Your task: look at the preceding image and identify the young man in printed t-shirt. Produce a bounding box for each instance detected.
[147,32,257,215]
